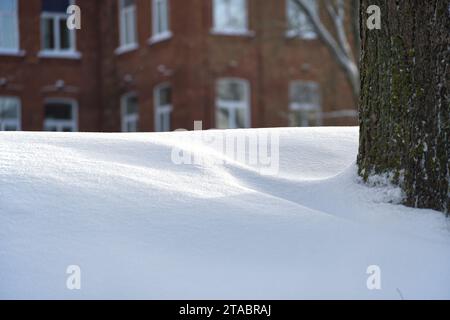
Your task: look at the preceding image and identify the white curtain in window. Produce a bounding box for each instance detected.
[214,0,247,32]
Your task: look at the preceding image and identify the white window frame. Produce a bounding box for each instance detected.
[286,0,318,40]
[116,0,138,54]
[154,83,172,132]
[121,92,139,132]
[39,0,79,58]
[43,98,78,132]
[211,0,250,35]
[0,96,21,131]
[0,0,20,54]
[289,80,322,127]
[150,0,172,44]
[215,78,251,129]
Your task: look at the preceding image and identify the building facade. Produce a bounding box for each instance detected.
[0,0,357,132]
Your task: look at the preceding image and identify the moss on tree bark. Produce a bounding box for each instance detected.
[358,0,449,212]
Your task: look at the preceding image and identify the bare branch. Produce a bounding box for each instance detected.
[291,0,360,99]
[333,0,355,63]
[325,1,338,19]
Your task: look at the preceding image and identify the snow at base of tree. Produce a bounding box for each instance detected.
[0,127,449,299]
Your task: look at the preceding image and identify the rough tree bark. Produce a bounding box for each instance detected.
[358,1,449,213]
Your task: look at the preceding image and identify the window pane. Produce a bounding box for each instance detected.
[291,110,305,127]
[45,102,73,120]
[154,0,169,34]
[4,125,17,131]
[162,1,169,32]
[123,13,130,44]
[0,98,19,122]
[290,82,319,105]
[164,112,171,131]
[59,18,71,49]
[122,94,139,132]
[156,1,163,33]
[126,121,136,132]
[1,104,18,119]
[308,110,320,126]
[158,87,171,106]
[287,0,316,37]
[287,0,299,29]
[0,0,16,11]
[124,9,136,45]
[0,12,18,49]
[216,107,230,129]
[125,96,138,115]
[155,111,169,132]
[122,0,135,9]
[290,110,320,127]
[45,125,58,131]
[217,80,245,101]
[214,0,246,31]
[157,113,164,131]
[42,0,70,13]
[160,111,170,131]
[42,18,55,49]
[236,107,247,128]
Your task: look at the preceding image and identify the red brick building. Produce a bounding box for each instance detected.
[0,0,357,132]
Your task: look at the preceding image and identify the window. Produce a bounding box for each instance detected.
[216,79,250,129]
[44,99,78,132]
[0,97,21,131]
[289,81,321,127]
[152,0,170,41]
[213,0,248,34]
[286,0,317,39]
[0,0,19,52]
[121,93,139,132]
[154,84,172,132]
[118,0,137,51]
[41,0,76,54]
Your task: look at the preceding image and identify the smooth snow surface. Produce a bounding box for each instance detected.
[0,127,449,299]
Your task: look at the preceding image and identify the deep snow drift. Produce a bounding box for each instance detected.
[0,127,449,299]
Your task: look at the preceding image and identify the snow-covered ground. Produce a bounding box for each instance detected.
[0,127,449,299]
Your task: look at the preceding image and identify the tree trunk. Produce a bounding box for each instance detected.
[358,1,449,213]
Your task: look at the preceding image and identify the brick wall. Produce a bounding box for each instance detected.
[0,0,357,132]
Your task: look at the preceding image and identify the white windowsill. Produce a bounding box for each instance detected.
[0,49,26,57]
[210,29,255,37]
[148,31,173,45]
[285,30,318,40]
[38,50,82,59]
[115,43,139,55]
